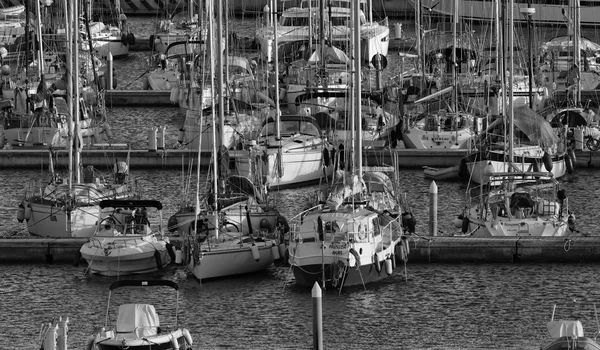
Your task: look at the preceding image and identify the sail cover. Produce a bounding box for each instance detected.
[513,106,559,150]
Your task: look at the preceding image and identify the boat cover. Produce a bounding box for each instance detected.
[116,304,160,337]
[547,320,584,338]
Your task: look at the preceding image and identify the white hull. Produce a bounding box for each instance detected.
[91,36,129,59]
[188,240,275,280]
[464,206,569,237]
[3,125,102,148]
[234,146,333,188]
[80,238,171,276]
[402,128,475,149]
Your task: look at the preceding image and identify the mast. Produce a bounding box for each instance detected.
[353,0,362,181]
[273,0,280,141]
[64,0,73,235]
[74,0,81,184]
[209,0,219,239]
[452,0,457,114]
[574,0,581,105]
[34,0,44,78]
[508,0,514,166]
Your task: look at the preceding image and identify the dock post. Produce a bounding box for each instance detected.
[157,125,165,149]
[312,282,323,350]
[57,317,68,350]
[43,322,58,350]
[430,181,438,236]
[107,52,113,90]
[148,127,157,152]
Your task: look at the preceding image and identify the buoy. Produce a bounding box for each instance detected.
[348,252,357,267]
[167,215,178,232]
[250,244,260,262]
[374,254,382,273]
[453,216,463,228]
[543,152,553,172]
[127,32,136,46]
[24,204,32,222]
[73,250,82,267]
[166,242,176,263]
[565,153,574,174]
[175,249,182,264]
[271,244,280,260]
[462,216,470,233]
[85,335,95,350]
[385,258,393,275]
[17,202,25,222]
[154,250,163,269]
[182,328,193,346]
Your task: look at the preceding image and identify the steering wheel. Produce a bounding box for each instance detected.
[99,215,120,230]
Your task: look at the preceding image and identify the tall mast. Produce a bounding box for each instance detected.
[353,0,362,181]
[74,0,80,184]
[273,0,280,141]
[508,0,514,166]
[35,0,44,78]
[573,0,581,105]
[209,0,219,239]
[452,0,458,113]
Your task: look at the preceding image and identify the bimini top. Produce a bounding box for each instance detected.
[109,280,179,291]
[99,200,163,210]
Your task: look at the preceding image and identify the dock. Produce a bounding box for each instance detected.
[2,236,599,265]
[0,148,470,169]
[1,148,600,169]
[105,90,173,106]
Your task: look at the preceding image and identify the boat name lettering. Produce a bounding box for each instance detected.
[331,250,344,255]
[330,242,347,250]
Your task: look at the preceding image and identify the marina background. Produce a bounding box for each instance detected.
[2,12,600,350]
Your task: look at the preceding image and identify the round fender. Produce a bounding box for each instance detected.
[166,242,176,263]
[543,152,553,171]
[121,33,128,46]
[568,148,576,167]
[127,32,136,46]
[322,147,330,167]
[182,328,193,346]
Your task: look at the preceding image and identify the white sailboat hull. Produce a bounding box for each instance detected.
[188,241,275,280]
[26,202,101,238]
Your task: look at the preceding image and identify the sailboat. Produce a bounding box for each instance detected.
[287,3,413,290]
[454,0,575,237]
[178,0,285,282]
[17,0,135,238]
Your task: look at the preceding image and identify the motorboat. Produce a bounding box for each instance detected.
[541,304,600,350]
[255,0,390,64]
[231,114,334,189]
[79,200,173,276]
[86,280,193,350]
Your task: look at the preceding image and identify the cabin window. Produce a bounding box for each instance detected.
[372,218,380,237]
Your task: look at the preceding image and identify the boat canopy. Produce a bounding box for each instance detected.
[100,200,163,210]
[547,320,584,338]
[227,175,265,203]
[513,106,560,150]
[109,279,179,290]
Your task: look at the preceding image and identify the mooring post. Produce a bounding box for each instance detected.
[312,282,323,350]
[430,181,438,236]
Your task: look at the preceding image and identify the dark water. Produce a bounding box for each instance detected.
[3,261,600,349]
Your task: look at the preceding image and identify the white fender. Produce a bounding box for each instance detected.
[182,328,193,346]
[170,335,180,349]
[385,258,393,275]
[278,243,286,260]
[251,244,260,262]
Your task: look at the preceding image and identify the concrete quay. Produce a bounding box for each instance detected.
[0,148,469,169]
[407,236,600,263]
[1,236,599,265]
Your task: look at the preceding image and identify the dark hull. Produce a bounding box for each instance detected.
[292,259,397,289]
[542,336,600,350]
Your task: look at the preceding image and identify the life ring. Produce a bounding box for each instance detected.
[373,254,382,273]
[462,216,470,233]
